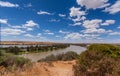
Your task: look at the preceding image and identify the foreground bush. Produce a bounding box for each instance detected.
[38,51,79,62]
[73,44,120,76]
[0,50,32,71]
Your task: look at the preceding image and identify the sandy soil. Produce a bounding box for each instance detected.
[1,60,76,76]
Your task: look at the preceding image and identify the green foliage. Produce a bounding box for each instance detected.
[74,44,120,76]
[0,50,5,56]
[1,44,70,55]
[38,51,78,62]
[0,50,31,71]
[6,46,22,55]
[27,44,70,53]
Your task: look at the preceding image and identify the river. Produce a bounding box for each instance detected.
[19,45,87,62]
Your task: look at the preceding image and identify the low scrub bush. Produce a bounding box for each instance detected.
[38,51,78,62]
[73,44,120,76]
[0,50,32,71]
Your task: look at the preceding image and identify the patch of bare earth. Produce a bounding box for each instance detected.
[1,60,76,76]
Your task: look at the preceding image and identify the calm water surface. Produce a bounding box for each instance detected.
[19,45,87,62]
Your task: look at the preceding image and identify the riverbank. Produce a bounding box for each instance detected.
[19,45,86,62]
[1,60,76,76]
[0,44,70,55]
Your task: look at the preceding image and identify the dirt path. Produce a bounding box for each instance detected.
[2,60,76,76]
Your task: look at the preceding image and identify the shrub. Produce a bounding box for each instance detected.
[38,51,78,62]
[0,50,32,71]
[73,44,120,76]
[0,50,5,56]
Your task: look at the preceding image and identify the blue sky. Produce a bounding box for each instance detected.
[0,0,120,43]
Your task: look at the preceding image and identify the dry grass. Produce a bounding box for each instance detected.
[1,60,76,76]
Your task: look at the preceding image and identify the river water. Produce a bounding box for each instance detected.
[19,45,87,62]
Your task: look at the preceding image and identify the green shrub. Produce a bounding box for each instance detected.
[0,50,5,56]
[0,50,32,71]
[38,51,78,62]
[74,44,120,76]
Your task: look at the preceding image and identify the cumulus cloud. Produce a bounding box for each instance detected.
[37,10,53,15]
[1,28,25,36]
[0,1,19,7]
[64,32,100,40]
[83,28,106,34]
[64,33,82,39]
[101,20,115,26]
[104,0,120,14]
[0,19,8,24]
[76,0,110,9]
[23,20,38,27]
[81,19,115,35]
[83,19,102,29]
[69,7,86,22]
[27,28,33,31]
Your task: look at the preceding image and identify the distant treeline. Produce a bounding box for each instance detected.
[1,44,70,55]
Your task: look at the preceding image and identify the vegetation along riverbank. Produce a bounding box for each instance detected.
[0,44,70,55]
[0,44,120,76]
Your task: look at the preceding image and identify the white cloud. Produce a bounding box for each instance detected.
[59,14,66,17]
[49,19,60,22]
[44,30,54,35]
[23,20,38,27]
[64,33,82,39]
[104,1,120,14]
[45,32,54,35]
[101,20,115,26]
[109,32,120,35]
[83,19,115,29]
[27,28,33,31]
[24,33,44,38]
[55,35,60,37]
[69,22,82,26]
[69,7,86,22]
[83,34,100,39]
[37,10,53,15]
[11,25,22,29]
[64,32,100,40]
[73,22,82,26]
[0,1,19,7]
[24,34,34,37]
[83,19,102,29]
[59,30,69,34]
[118,26,120,29]
[0,19,8,24]
[81,19,115,35]
[36,33,44,38]
[76,0,110,9]
[1,28,25,36]
[83,28,106,34]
